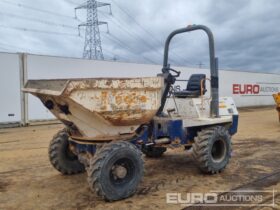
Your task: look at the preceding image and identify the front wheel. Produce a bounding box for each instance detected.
[192,126,231,174]
[87,141,144,201]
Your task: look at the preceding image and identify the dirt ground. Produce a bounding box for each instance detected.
[0,107,280,210]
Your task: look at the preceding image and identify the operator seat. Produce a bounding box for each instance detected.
[174,74,207,98]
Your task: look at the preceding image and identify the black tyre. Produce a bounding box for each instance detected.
[192,126,231,174]
[88,141,144,201]
[48,129,85,175]
[142,146,167,158]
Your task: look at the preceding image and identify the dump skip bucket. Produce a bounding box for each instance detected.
[23,77,164,142]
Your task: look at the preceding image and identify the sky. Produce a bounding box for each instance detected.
[0,0,279,73]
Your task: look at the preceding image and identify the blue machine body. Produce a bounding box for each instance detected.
[71,114,239,154]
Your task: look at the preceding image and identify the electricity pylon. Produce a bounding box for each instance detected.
[75,0,111,60]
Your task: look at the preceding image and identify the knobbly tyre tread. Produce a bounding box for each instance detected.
[48,129,85,175]
[87,141,144,201]
[192,126,231,174]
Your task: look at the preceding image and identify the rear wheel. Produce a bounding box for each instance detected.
[192,126,231,174]
[48,129,85,175]
[87,141,143,201]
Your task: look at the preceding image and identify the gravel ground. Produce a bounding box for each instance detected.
[0,107,279,210]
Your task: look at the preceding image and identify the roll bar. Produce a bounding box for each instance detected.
[160,24,219,118]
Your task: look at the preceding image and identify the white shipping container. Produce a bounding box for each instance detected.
[0,53,21,123]
[0,52,279,123]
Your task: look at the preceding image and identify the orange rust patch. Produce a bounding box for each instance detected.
[100,91,109,110]
[124,95,136,106]
[115,95,122,105]
[99,110,157,126]
[139,95,147,103]
[101,91,108,98]
[101,91,108,103]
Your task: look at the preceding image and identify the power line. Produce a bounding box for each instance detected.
[0,11,77,30]
[111,0,162,45]
[18,0,195,65]
[71,2,163,63]
[111,0,195,66]
[0,24,80,37]
[100,11,183,65]
[0,0,194,66]
[76,3,162,63]
[102,33,141,59]
[65,0,82,5]
[0,0,76,19]
[0,41,37,53]
[109,2,166,63]
[100,12,163,63]
[109,34,157,64]
[103,32,157,64]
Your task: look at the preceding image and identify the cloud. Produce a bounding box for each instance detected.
[0,0,279,73]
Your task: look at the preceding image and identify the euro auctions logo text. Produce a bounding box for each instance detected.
[233,84,280,95]
[166,190,276,207]
[166,192,218,205]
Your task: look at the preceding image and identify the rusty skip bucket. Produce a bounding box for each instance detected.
[23,77,164,142]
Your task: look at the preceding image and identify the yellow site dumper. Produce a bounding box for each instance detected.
[273,93,280,122]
